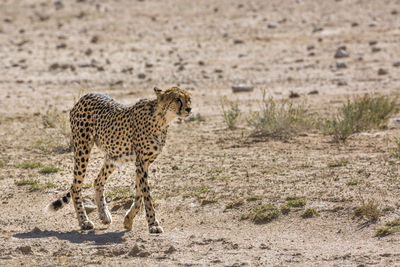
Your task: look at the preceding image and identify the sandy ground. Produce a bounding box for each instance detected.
[1,0,400,266]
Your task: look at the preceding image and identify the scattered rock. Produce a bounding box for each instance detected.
[334,48,349,58]
[214,69,223,73]
[54,1,64,10]
[165,37,172,42]
[91,35,99,44]
[289,91,300,98]
[138,73,146,79]
[312,25,323,33]
[36,12,50,22]
[77,11,85,19]
[145,62,153,68]
[351,22,359,27]
[378,68,388,75]
[31,227,41,234]
[128,245,150,257]
[267,22,277,29]
[371,47,381,53]
[391,10,398,15]
[121,67,133,74]
[369,22,377,27]
[198,61,205,66]
[233,39,244,44]
[369,40,377,46]
[177,65,184,71]
[337,80,347,86]
[83,198,97,214]
[17,246,33,255]
[393,61,400,67]
[85,48,92,56]
[165,245,177,254]
[232,84,254,93]
[307,45,315,51]
[308,90,319,95]
[336,62,347,69]
[259,243,270,250]
[56,43,67,49]
[110,80,124,86]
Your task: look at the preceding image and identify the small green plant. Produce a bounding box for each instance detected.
[14,179,56,191]
[354,199,382,222]
[246,195,263,202]
[346,179,360,186]
[39,165,61,174]
[247,90,313,139]
[242,204,280,224]
[286,196,306,208]
[185,113,206,123]
[15,162,44,169]
[392,138,400,159]
[182,185,210,198]
[225,199,245,210]
[327,159,349,168]
[43,182,56,189]
[301,208,319,218]
[280,204,291,215]
[14,179,39,186]
[375,219,400,237]
[324,94,397,142]
[221,97,241,129]
[106,187,135,210]
[41,108,73,153]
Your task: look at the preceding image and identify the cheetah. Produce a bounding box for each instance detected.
[46,87,191,233]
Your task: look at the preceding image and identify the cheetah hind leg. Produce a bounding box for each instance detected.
[94,160,116,224]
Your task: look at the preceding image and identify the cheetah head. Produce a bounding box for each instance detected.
[154,87,192,122]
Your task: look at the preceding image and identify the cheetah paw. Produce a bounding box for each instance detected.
[99,209,112,224]
[149,225,164,234]
[80,220,95,230]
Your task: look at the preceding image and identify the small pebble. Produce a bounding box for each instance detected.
[232,84,254,93]
[393,61,400,67]
[371,47,381,53]
[351,22,359,27]
[289,91,300,98]
[378,68,388,75]
[308,90,319,95]
[336,62,347,69]
[267,22,277,29]
[334,48,349,58]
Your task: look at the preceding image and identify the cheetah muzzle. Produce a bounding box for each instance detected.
[46,87,192,233]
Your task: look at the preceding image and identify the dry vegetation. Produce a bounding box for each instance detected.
[1,0,400,266]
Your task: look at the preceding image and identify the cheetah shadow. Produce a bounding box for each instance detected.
[13,229,127,245]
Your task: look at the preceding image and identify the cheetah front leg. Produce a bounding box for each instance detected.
[94,160,116,224]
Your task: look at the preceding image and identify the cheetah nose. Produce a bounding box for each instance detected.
[185,107,192,113]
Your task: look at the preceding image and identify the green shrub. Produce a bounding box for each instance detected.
[301,208,319,218]
[375,219,400,237]
[39,165,60,174]
[324,95,397,142]
[247,91,313,139]
[354,200,381,222]
[242,204,281,224]
[221,97,241,129]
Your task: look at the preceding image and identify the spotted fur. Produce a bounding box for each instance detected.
[46,87,192,233]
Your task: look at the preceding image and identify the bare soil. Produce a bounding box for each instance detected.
[1,0,400,266]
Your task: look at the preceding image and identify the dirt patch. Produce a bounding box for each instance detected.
[1,0,400,265]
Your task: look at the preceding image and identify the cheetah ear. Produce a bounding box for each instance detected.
[154,87,163,98]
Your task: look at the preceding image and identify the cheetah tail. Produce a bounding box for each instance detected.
[45,191,72,212]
